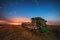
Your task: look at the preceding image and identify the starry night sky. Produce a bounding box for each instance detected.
[0,0,60,21]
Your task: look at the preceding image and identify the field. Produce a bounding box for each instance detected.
[47,25,60,40]
[0,25,60,40]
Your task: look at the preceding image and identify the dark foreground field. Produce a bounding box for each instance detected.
[0,25,60,40]
[47,25,60,40]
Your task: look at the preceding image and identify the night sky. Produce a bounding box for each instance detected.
[0,0,60,21]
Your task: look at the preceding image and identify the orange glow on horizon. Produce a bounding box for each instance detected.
[0,17,31,25]
[0,20,8,24]
[9,17,31,23]
[0,17,60,25]
[8,23,21,25]
[8,17,31,25]
[0,20,6,23]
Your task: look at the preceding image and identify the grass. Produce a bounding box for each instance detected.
[0,25,60,40]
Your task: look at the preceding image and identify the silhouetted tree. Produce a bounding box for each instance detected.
[31,17,47,32]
